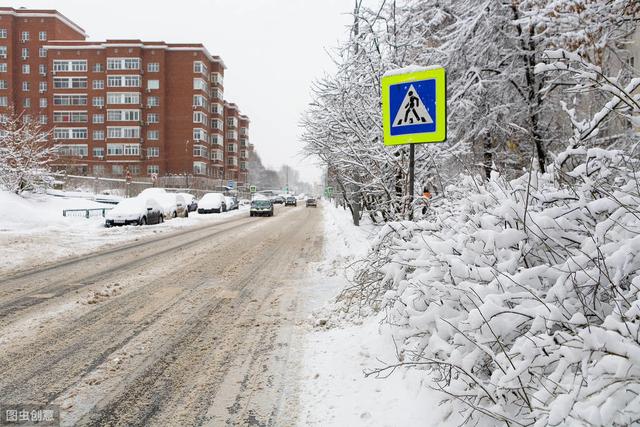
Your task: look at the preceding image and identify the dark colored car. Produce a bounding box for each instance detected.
[250,199,274,217]
[306,198,317,207]
[285,196,297,206]
[273,196,285,204]
[179,193,198,212]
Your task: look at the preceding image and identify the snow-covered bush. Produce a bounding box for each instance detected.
[0,111,56,194]
[354,146,640,425]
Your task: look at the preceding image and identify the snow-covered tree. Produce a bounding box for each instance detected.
[0,110,56,194]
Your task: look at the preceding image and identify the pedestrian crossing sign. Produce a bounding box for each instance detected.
[382,67,446,145]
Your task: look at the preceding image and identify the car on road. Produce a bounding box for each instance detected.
[285,196,297,207]
[306,198,317,207]
[178,192,198,212]
[272,195,285,205]
[198,192,227,214]
[250,199,274,217]
[105,197,164,227]
[138,188,187,219]
[224,195,239,210]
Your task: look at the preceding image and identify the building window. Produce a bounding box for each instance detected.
[39,115,47,124]
[210,134,221,145]
[211,119,223,130]
[39,98,47,108]
[107,143,140,155]
[0,63,6,73]
[193,61,207,74]
[227,143,237,153]
[211,88,223,100]
[0,96,7,107]
[226,130,238,140]
[107,92,140,105]
[210,103,222,114]
[93,114,104,124]
[93,147,104,158]
[210,150,222,161]
[54,77,87,89]
[193,161,207,175]
[23,98,30,108]
[0,46,7,59]
[147,62,159,72]
[39,82,47,92]
[193,145,208,158]
[39,47,47,58]
[22,81,29,92]
[107,75,141,88]
[53,128,88,140]
[38,64,46,75]
[193,95,206,108]
[39,31,47,41]
[193,78,207,91]
[147,80,159,90]
[107,127,141,139]
[55,144,89,157]
[147,147,160,157]
[93,97,105,107]
[21,48,29,59]
[92,63,104,72]
[53,60,87,72]
[210,72,223,85]
[107,58,141,70]
[53,95,87,106]
[0,29,6,39]
[22,64,30,74]
[193,128,207,142]
[129,165,140,175]
[93,130,105,140]
[147,113,158,123]
[0,80,6,89]
[193,111,207,124]
[93,80,104,90]
[112,165,124,175]
[147,130,159,140]
[54,111,88,123]
[147,96,159,107]
[93,164,105,175]
[107,109,140,121]
[147,165,159,174]
[21,31,29,42]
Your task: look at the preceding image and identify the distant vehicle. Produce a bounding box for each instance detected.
[306,198,317,207]
[178,192,198,212]
[250,199,274,217]
[198,192,227,213]
[138,188,185,219]
[272,196,285,204]
[105,197,164,227]
[224,195,239,210]
[285,196,297,207]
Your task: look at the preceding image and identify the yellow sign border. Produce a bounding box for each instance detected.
[382,67,446,146]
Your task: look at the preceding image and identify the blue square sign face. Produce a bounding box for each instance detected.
[389,79,437,136]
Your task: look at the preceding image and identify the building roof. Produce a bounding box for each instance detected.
[0,7,86,37]
[44,39,227,69]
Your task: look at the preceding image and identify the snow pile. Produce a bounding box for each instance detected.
[351,147,640,425]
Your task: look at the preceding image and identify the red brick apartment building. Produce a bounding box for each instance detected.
[0,7,253,186]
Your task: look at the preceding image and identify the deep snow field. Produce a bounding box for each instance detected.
[0,190,247,275]
[298,202,453,426]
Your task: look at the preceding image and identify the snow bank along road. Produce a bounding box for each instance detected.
[0,204,322,426]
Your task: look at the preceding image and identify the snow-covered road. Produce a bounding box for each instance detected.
[0,203,323,426]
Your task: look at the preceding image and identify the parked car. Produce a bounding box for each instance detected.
[138,188,186,219]
[250,199,274,217]
[178,192,198,212]
[105,197,164,227]
[198,192,227,213]
[285,196,297,206]
[306,198,317,207]
[224,196,239,210]
[272,195,285,204]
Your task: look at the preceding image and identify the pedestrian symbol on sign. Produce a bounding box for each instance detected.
[393,84,433,127]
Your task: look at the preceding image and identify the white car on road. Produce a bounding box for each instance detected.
[198,193,227,214]
[105,197,164,227]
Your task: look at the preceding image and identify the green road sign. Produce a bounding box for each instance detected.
[381,67,446,145]
[250,185,256,193]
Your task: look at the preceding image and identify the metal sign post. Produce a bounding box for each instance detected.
[381,67,447,217]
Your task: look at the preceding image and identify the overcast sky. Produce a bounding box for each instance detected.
[17,0,355,184]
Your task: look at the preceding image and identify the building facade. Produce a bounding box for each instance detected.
[0,7,252,186]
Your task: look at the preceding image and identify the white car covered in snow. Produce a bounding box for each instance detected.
[138,188,188,219]
[198,193,227,214]
[105,197,164,227]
